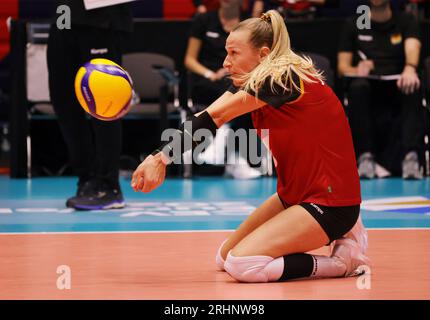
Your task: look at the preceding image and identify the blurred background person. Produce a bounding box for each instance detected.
[337,0,426,179]
[185,0,262,179]
[47,0,133,209]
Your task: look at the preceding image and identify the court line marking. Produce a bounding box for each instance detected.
[0,227,429,236]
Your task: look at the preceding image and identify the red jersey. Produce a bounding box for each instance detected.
[250,76,361,207]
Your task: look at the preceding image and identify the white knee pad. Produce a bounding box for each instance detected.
[215,239,228,271]
[224,252,284,283]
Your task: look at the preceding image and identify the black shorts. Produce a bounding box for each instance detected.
[278,195,360,243]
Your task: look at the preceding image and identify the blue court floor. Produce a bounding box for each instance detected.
[1,176,430,233]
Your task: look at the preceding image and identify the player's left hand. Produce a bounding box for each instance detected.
[131,154,166,193]
[397,66,420,95]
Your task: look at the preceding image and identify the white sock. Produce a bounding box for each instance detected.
[309,255,347,278]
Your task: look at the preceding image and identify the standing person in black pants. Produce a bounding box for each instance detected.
[47,1,133,210]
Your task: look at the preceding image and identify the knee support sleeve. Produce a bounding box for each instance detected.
[215,239,228,271]
[224,252,284,283]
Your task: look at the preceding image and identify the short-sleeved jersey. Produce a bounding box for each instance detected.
[229,75,361,207]
[189,11,230,71]
[189,11,249,71]
[338,12,421,75]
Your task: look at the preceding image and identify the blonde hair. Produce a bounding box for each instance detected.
[232,10,324,95]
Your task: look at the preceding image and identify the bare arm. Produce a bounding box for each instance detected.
[131,90,266,193]
[397,38,421,94]
[251,0,265,18]
[338,51,375,77]
[195,91,234,117]
[337,52,358,76]
[184,37,214,78]
[184,37,228,81]
[403,37,421,71]
[203,90,267,127]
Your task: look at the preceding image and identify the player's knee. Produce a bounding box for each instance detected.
[224,252,277,283]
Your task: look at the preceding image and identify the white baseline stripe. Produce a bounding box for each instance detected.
[362,196,428,204]
[362,204,430,211]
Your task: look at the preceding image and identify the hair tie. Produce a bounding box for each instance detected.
[260,13,271,23]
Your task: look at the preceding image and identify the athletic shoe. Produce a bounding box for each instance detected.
[375,163,391,178]
[73,186,125,210]
[225,154,262,180]
[196,124,229,165]
[66,179,98,208]
[331,238,371,277]
[357,152,376,179]
[402,151,423,180]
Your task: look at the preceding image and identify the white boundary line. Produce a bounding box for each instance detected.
[0,227,429,236]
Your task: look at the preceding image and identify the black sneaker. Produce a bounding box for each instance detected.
[66,179,98,208]
[73,187,125,210]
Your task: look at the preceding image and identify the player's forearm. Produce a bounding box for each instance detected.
[151,111,219,164]
[206,90,266,127]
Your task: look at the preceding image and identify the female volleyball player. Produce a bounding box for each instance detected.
[131,10,370,283]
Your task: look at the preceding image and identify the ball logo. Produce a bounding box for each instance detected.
[82,87,92,103]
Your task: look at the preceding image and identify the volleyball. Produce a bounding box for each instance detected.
[74,58,133,121]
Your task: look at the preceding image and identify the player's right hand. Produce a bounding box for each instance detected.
[131,154,167,193]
